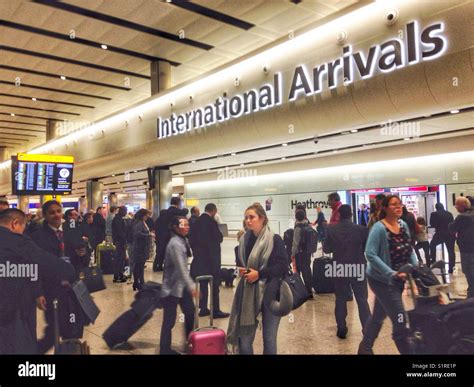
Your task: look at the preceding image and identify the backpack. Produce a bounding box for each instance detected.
[298,224,318,254]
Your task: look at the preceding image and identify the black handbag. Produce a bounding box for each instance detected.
[78,266,106,294]
[284,271,310,310]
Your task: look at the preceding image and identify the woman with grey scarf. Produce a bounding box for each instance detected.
[227,203,288,354]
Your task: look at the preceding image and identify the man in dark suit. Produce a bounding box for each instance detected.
[0,208,75,354]
[188,206,200,252]
[429,203,456,272]
[112,206,128,283]
[92,206,106,253]
[30,200,79,354]
[153,197,186,272]
[323,205,371,339]
[63,208,85,259]
[190,203,229,319]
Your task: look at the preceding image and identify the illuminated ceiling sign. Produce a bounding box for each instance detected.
[391,186,428,193]
[17,153,74,163]
[157,20,446,140]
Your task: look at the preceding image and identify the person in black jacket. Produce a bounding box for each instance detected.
[63,208,84,259]
[0,209,75,354]
[449,197,474,298]
[188,206,200,252]
[190,203,229,319]
[429,203,456,272]
[401,206,417,247]
[153,197,186,272]
[227,202,288,354]
[112,206,128,283]
[132,209,154,291]
[31,200,82,354]
[92,206,106,253]
[323,205,371,339]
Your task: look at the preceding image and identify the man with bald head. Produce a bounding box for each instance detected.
[449,197,474,298]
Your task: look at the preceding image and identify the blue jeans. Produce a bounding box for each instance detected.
[238,303,281,355]
[461,252,474,298]
[360,277,413,354]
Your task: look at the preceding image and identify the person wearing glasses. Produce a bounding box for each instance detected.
[358,195,418,355]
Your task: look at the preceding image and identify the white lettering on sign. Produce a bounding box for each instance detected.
[157,21,446,140]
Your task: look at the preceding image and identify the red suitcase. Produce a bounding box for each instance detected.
[187,275,226,355]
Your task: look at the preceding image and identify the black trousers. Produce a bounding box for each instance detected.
[414,241,430,265]
[160,292,194,354]
[199,275,221,312]
[430,233,456,270]
[334,277,371,331]
[133,261,145,289]
[295,253,313,295]
[114,241,126,278]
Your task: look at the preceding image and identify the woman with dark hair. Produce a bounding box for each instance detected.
[358,195,418,354]
[227,203,287,354]
[159,216,195,354]
[131,209,154,290]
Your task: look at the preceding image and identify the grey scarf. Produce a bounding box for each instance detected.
[227,225,274,350]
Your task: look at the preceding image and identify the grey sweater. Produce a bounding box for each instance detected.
[161,234,194,298]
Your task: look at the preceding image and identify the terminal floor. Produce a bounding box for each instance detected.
[39,239,468,355]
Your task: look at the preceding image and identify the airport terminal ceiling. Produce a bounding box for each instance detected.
[0,0,473,196]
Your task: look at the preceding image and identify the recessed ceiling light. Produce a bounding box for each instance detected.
[101,44,108,50]
[134,170,138,173]
[282,143,288,147]
[206,169,211,172]
[32,97,37,101]
[231,152,236,156]
[450,109,460,114]
[404,137,411,141]
[333,149,339,153]
[112,174,115,177]
[10,113,15,116]
[281,157,286,160]
[341,131,350,135]
[60,75,66,80]
[191,160,196,164]
[350,129,358,133]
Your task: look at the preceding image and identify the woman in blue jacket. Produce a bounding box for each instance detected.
[358,195,417,354]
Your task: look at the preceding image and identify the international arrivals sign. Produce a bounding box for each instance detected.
[157,21,446,139]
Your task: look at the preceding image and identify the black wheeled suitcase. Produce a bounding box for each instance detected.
[53,299,90,355]
[102,282,162,348]
[96,242,116,274]
[312,256,334,294]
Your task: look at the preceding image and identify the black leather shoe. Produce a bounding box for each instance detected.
[337,327,348,339]
[357,342,374,355]
[198,309,211,317]
[213,311,230,319]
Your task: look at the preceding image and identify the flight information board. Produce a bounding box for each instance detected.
[12,153,74,195]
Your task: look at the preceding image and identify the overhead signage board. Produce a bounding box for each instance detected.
[157,21,447,139]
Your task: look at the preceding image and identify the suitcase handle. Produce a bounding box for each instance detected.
[194,275,214,330]
[53,299,60,354]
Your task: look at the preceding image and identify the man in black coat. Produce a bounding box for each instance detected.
[153,197,186,272]
[112,206,128,283]
[92,206,106,253]
[30,200,79,354]
[188,206,200,252]
[323,205,371,339]
[429,203,456,272]
[190,203,229,318]
[63,208,85,259]
[0,208,75,354]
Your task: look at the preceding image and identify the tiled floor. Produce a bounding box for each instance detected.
[39,239,468,355]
